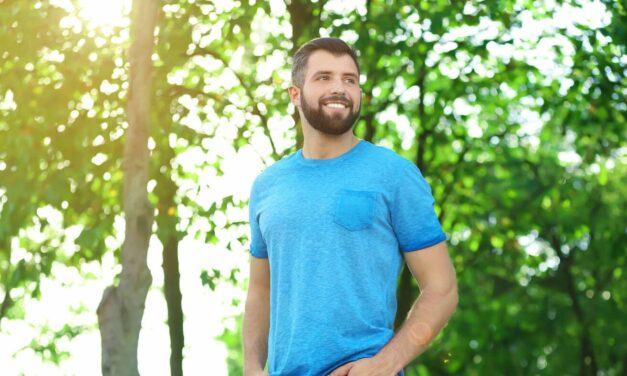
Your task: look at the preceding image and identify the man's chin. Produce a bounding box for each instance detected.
[325,123,354,135]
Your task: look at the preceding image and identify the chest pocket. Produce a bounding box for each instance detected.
[333,189,378,231]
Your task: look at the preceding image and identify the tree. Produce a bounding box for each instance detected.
[96,0,158,375]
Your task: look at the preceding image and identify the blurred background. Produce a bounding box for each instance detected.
[0,0,625,375]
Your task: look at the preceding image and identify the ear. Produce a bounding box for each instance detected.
[288,85,300,107]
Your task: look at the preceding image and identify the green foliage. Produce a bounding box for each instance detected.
[218,315,245,376]
[19,322,89,366]
[221,0,624,374]
[1,0,625,374]
[0,0,127,322]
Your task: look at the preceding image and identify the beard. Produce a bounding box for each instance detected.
[300,91,361,136]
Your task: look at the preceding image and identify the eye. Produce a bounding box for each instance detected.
[344,78,357,84]
[317,75,330,81]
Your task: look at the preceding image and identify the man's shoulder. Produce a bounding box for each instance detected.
[251,149,299,189]
[363,141,417,171]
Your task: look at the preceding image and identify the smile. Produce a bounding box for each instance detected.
[324,102,348,109]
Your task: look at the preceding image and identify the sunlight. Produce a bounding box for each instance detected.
[75,0,130,28]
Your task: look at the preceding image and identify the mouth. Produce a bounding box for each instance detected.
[321,99,350,109]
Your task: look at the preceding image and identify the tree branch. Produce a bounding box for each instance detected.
[189,47,280,160]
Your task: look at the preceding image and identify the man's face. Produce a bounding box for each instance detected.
[293,50,361,135]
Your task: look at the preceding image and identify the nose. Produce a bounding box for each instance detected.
[330,78,345,94]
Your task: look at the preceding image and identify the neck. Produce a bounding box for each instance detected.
[301,129,359,160]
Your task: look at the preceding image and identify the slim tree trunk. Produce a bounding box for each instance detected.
[155,174,185,376]
[163,235,184,376]
[97,1,158,375]
[0,244,14,329]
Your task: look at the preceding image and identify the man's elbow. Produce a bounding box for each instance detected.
[422,279,458,316]
[437,278,459,316]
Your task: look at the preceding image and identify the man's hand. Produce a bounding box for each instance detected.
[328,357,396,376]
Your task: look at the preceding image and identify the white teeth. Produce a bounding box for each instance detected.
[325,103,346,109]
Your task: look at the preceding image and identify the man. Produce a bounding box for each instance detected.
[243,37,458,376]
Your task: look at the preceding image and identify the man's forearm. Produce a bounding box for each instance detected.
[374,285,458,374]
[243,289,270,374]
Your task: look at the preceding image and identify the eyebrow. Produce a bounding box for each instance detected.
[312,70,359,79]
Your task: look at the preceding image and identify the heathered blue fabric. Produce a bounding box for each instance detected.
[248,140,446,376]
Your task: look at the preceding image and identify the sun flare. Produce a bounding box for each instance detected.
[75,0,130,28]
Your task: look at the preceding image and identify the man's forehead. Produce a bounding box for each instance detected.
[305,50,358,77]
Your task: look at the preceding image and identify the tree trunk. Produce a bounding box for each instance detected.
[163,235,184,376]
[0,244,14,329]
[154,98,185,376]
[155,175,185,376]
[97,1,158,375]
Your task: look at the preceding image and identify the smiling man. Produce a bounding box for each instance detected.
[243,38,458,376]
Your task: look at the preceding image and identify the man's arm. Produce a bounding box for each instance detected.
[243,256,271,376]
[329,241,458,376]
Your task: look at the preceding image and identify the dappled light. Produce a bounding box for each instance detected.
[0,0,624,375]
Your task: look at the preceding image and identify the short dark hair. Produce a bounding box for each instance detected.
[291,37,360,89]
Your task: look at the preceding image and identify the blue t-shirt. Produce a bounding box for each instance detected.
[248,140,446,376]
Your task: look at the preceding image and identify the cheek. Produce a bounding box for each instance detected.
[351,91,361,108]
[304,92,321,106]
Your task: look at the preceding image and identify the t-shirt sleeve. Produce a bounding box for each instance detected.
[248,179,268,258]
[390,160,446,252]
